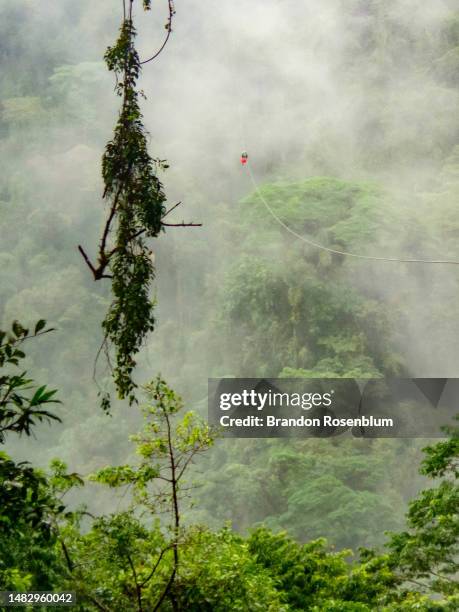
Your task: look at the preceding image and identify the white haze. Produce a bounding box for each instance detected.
[2,0,459,481]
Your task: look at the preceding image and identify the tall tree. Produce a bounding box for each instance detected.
[388,419,459,604]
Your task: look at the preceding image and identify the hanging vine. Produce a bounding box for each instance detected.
[78,0,198,409]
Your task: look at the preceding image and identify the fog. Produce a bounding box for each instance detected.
[2,0,459,537]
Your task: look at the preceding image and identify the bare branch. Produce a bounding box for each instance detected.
[78,245,97,277]
[140,545,173,588]
[78,206,200,283]
[162,222,202,227]
[162,201,182,218]
[127,553,143,612]
[140,1,175,65]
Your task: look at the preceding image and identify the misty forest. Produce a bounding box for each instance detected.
[1,0,459,610]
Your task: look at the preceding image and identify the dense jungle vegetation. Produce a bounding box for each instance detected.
[0,0,458,609]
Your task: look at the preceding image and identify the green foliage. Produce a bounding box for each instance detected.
[76,377,217,610]
[0,451,58,541]
[98,11,167,406]
[92,377,213,513]
[64,518,286,611]
[217,251,400,378]
[197,438,409,551]
[1,3,459,609]
[242,178,396,244]
[170,527,287,611]
[61,512,168,611]
[0,325,82,592]
[388,420,459,603]
[0,320,60,441]
[272,474,397,550]
[248,527,399,611]
[0,454,82,592]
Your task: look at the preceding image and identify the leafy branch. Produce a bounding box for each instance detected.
[0,320,60,441]
[387,418,459,598]
[90,378,214,610]
[77,1,200,408]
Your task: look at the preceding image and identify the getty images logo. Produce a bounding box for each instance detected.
[219,388,335,411]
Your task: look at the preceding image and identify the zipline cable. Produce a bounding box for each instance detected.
[233,34,459,267]
[245,163,459,265]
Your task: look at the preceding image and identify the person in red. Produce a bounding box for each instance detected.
[240,151,248,165]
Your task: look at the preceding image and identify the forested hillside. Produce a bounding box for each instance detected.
[0,0,458,609]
